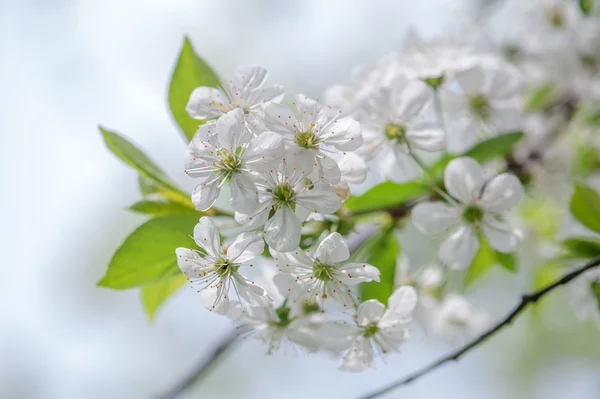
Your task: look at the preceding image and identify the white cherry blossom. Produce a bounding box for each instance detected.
[184,109,284,212]
[186,65,284,123]
[237,274,324,354]
[442,59,523,154]
[271,232,380,309]
[360,78,444,182]
[416,293,492,342]
[412,157,525,269]
[320,286,417,372]
[235,150,341,252]
[263,94,362,184]
[176,217,269,313]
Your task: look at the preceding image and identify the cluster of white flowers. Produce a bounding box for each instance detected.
[173,0,600,371]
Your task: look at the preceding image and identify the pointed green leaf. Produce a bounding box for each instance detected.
[570,183,600,234]
[562,237,600,259]
[100,126,190,206]
[142,274,186,321]
[465,237,496,287]
[98,215,198,289]
[359,228,400,305]
[496,252,517,273]
[464,132,525,163]
[579,0,594,15]
[525,83,555,112]
[168,37,221,141]
[129,200,201,216]
[345,181,429,212]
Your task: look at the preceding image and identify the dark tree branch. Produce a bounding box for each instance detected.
[358,255,600,399]
[157,329,240,399]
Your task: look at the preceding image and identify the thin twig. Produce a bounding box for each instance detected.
[358,255,600,399]
[157,329,240,399]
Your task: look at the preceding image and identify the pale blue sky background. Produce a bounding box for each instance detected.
[1,0,599,398]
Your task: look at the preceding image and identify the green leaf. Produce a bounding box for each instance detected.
[168,37,221,141]
[591,281,600,311]
[465,237,496,286]
[359,227,400,304]
[464,132,525,163]
[100,126,191,206]
[570,183,600,234]
[496,252,518,273]
[562,237,600,259]
[129,200,200,216]
[579,0,594,15]
[97,214,198,289]
[465,238,518,286]
[141,274,186,321]
[525,83,555,112]
[345,181,429,212]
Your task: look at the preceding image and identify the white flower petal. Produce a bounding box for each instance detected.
[479,173,524,213]
[264,206,302,252]
[230,173,259,214]
[406,127,445,152]
[357,299,386,325]
[385,286,417,320]
[193,217,222,257]
[294,94,320,128]
[387,150,421,183]
[322,117,362,151]
[455,65,485,95]
[296,182,342,214]
[247,84,285,106]
[489,106,521,133]
[445,117,479,154]
[231,65,268,96]
[263,102,300,135]
[271,248,314,270]
[341,339,373,372]
[243,132,285,172]
[444,157,485,204]
[482,215,521,253]
[231,273,269,306]
[215,108,246,152]
[315,154,341,184]
[318,322,360,353]
[440,224,479,270]
[191,182,222,212]
[332,152,368,184]
[411,202,460,235]
[226,232,264,263]
[234,203,271,231]
[186,87,229,119]
[176,248,209,277]
[337,262,380,285]
[315,232,350,264]
[394,79,432,120]
[199,286,230,315]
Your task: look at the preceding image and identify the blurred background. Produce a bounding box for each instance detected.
[2,0,600,398]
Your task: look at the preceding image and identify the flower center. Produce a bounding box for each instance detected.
[547,8,564,28]
[469,94,490,120]
[385,123,407,142]
[217,149,242,176]
[272,183,296,207]
[295,131,319,149]
[313,262,333,281]
[214,255,239,277]
[275,304,292,327]
[424,75,445,90]
[463,205,483,224]
[364,322,379,337]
